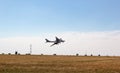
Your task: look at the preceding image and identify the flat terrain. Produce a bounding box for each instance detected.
[0,55,120,73]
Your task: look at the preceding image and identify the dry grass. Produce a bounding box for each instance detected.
[0,55,120,73]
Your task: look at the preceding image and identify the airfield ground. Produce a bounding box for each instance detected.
[0,55,120,73]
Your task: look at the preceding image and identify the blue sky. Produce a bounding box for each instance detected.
[0,0,120,37]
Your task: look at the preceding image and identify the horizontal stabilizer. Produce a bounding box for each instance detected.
[45,39,50,42]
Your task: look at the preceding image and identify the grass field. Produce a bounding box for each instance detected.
[0,55,120,73]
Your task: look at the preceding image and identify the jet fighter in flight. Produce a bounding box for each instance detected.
[45,37,65,47]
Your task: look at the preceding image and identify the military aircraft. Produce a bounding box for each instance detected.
[45,37,65,47]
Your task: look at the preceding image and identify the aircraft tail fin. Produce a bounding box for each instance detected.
[45,39,50,42]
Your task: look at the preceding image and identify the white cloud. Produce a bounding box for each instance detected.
[0,30,120,56]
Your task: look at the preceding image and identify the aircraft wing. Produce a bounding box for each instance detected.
[50,43,56,47]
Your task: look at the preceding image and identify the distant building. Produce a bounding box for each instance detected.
[41,54,43,55]
[26,53,31,55]
[76,53,79,56]
[8,53,11,55]
[53,54,57,56]
[98,54,101,56]
[15,51,18,55]
[84,54,87,56]
[91,54,93,56]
